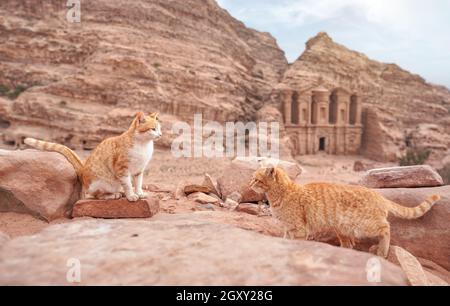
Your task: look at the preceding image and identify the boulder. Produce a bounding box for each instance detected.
[236,203,261,216]
[202,174,221,198]
[187,192,220,205]
[217,156,302,203]
[0,149,81,221]
[359,165,444,188]
[376,186,450,270]
[183,185,212,195]
[72,197,160,219]
[0,213,408,285]
[389,246,448,286]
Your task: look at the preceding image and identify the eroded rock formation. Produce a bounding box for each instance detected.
[0,2,448,162]
[278,32,450,161]
[0,0,287,149]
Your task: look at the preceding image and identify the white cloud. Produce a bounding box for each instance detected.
[216,0,450,88]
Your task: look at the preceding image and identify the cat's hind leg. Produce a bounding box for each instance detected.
[97,192,122,200]
[372,223,391,258]
[337,233,355,249]
[87,180,123,201]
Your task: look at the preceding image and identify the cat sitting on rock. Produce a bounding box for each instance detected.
[25,112,161,202]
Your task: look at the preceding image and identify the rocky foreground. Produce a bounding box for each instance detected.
[0,149,449,285]
[0,213,409,286]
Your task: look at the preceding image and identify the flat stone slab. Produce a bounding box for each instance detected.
[0,214,408,285]
[359,165,444,188]
[72,197,159,219]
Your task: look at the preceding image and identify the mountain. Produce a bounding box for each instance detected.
[279,32,450,161]
[0,0,287,149]
[0,2,448,162]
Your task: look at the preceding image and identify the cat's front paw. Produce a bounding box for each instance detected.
[136,191,149,199]
[126,193,140,202]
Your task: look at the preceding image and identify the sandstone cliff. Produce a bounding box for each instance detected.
[0,2,449,162]
[0,0,287,149]
[280,32,450,161]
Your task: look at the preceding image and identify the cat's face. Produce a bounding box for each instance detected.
[249,167,276,194]
[134,112,162,141]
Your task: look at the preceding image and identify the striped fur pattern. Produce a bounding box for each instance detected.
[25,112,162,202]
[250,167,440,258]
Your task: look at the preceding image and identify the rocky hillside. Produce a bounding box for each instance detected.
[0,2,448,162]
[280,32,450,161]
[0,0,287,149]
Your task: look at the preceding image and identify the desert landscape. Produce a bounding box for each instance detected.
[0,0,449,286]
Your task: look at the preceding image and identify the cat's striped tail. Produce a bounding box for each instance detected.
[386,195,440,220]
[24,138,83,177]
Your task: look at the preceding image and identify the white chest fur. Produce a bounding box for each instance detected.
[128,140,154,175]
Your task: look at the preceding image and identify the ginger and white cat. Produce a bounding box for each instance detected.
[25,112,161,202]
[250,167,440,258]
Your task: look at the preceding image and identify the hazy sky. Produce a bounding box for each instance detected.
[217,0,450,88]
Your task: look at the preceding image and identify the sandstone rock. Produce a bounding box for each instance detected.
[0,0,287,150]
[183,185,212,195]
[174,181,188,200]
[72,197,160,219]
[279,32,450,161]
[143,184,172,193]
[223,198,239,210]
[391,246,447,286]
[0,231,9,247]
[353,160,377,172]
[187,192,219,205]
[0,149,80,221]
[360,165,444,188]
[202,173,221,198]
[0,214,408,285]
[227,191,243,203]
[236,203,261,216]
[375,186,450,270]
[218,157,302,202]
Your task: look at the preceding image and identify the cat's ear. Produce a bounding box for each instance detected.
[150,112,160,120]
[133,111,145,127]
[265,166,275,178]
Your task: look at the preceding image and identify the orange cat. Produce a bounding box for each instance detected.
[250,167,440,258]
[25,112,161,202]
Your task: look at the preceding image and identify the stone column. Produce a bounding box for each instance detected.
[312,87,329,125]
[336,92,350,125]
[283,90,292,125]
[355,96,362,125]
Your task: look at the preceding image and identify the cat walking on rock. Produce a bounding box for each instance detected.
[250,167,440,258]
[25,112,162,202]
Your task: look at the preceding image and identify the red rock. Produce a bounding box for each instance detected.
[359,165,444,188]
[202,174,221,198]
[218,157,302,202]
[0,213,408,285]
[376,186,450,270]
[390,246,448,286]
[187,192,219,205]
[279,32,450,162]
[0,231,9,247]
[72,197,159,219]
[0,0,287,151]
[0,149,81,221]
[183,184,212,195]
[236,203,261,216]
